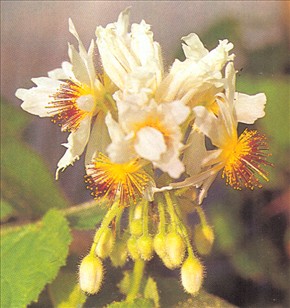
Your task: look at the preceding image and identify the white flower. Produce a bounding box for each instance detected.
[105,99,190,179]
[16,19,115,178]
[172,62,271,203]
[156,33,234,108]
[96,8,163,95]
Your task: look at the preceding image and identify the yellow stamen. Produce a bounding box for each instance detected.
[221,129,272,190]
[47,80,94,132]
[85,153,152,206]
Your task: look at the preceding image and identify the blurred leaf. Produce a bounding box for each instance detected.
[176,289,236,307]
[155,276,236,308]
[1,99,29,136]
[1,209,72,308]
[1,100,69,217]
[48,270,87,308]
[65,200,107,230]
[144,277,159,308]
[107,298,154,308]
[0,198,14,221]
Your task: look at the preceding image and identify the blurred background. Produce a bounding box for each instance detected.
[1,1,289,307]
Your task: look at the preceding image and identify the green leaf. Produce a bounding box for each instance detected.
[1,198,14,221]
[144,277,159,308]
[1,209,72,308]
[107,298,154,308]
[65,200,107,230]
[1,100,69,217]
[48,270,87,308]
[176,289,236,308]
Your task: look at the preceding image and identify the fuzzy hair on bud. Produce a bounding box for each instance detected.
[127,236,140,260]
[79,254,104,294]
[95,227,115,259]
[137,234,154,261]
[110,239,128,267]
[165,232,186,268]
[181,256,203,295]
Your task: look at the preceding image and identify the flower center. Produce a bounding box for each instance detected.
[221,128,272,190]
[48,80,95,132]
[85,153,152,206]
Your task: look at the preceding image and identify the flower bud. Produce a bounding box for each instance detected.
[153,233,167,259]
[130,219,143,236]
[165,232,186,268]
[79,254,103,294]
[110,239,128,267]
[194,224,214,255]
[181,256,203,295]
[95,227,115,259]
[137,235,154,261]
[127,236,140,260]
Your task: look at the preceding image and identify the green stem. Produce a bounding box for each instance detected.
[142,200,149,236]
[195,205,207,226]
[157,199,166,234]
[126,259,146,302]
[165,192,195,258]
[90,201,122,254]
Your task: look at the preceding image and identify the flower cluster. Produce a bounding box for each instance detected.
[16,9,272,298]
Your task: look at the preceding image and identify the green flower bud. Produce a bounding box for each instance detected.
[153,233,167,259]
[165,232,186,268]
[130,218,143,236]
[110,239,128,267]
[127,236,140,260]
[153,233,176,269]
[194,224,214,255]
[181,256,203,295]
[95,227,115,259]
[137,235,154,261]
[79,254,103,294]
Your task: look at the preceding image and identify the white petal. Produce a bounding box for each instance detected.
[193,106,227,147]
[85,111,110,164]
[15,77,62,117]
[162,100,190,125]
[183,128,206,176]
[56,116,91,179]
[155,155,185,179]
[76,94,95,112]
[181,33,208,61]
[234,92,266,124]
[135,127,166,161]
[48,68,67,80]
[105,112,124,143]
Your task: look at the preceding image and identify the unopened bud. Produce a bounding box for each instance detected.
[127,236,140,260]
[110,239,128,267]
[181,256,203,295]
[95,227,115,259]
[130,219,143,236]
[153,233,176,269]
[137,235,153,261]
[79,254,103,294]
[194,224,214,255]
[165,232,186,268]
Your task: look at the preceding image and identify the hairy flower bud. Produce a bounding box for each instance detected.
[137,235,154,261]
[181,256,203,295]
[110,239,128,267]
[95,227,115,259]
[165,232,186,268]
[130,219,143,236]
[79,254,103,294]
[127,236,140,260]
[194,224,214,255]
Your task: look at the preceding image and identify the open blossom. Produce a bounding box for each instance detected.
[172,62,272,203]
[105,99,190,179]
[15,19,116,178]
